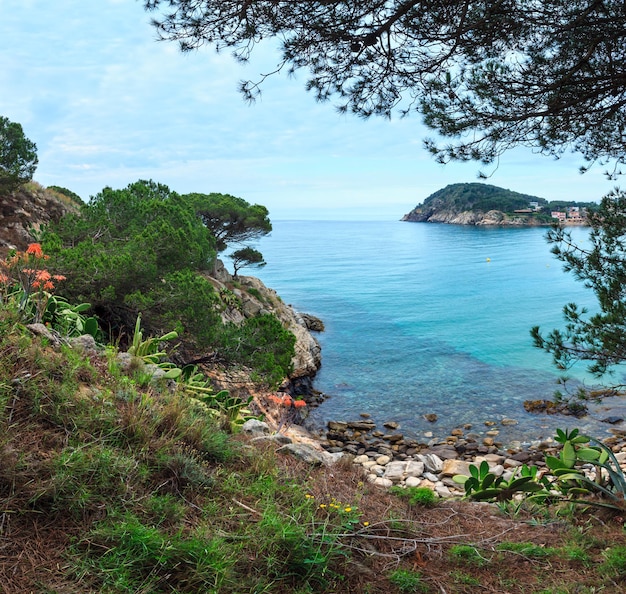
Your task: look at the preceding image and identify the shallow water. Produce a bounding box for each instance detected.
[254,220,626,445]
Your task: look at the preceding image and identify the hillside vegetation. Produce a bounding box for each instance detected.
[3,181,626,593]
[402,183,599,224]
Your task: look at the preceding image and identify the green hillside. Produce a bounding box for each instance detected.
[421,183,547,212]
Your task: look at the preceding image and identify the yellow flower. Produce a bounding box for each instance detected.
[319,504,327,509]
[305,494,314,499]
[363,521,370,527]
[344,507,352,513]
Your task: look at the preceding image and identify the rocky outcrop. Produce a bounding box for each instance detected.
[203,262,322,380]
[402,206,547,226]
[0,184,80,254]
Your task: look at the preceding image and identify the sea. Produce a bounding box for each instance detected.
[253,220,626,447]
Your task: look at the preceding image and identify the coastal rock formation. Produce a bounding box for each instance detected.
[402,206,543,226]
[205,266,322,380]
[0,184,79,254]
[400,182,588,226]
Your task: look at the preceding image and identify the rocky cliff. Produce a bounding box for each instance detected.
[0,183,80,255]
[401,206,548,226]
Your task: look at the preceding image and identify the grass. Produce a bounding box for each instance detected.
[3,305,626,593]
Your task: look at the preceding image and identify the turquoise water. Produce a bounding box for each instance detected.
[254,220,625,444]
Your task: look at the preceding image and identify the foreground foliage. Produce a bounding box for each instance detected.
[532,189,626,381]
[3,289,626,592]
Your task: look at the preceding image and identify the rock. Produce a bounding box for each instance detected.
[353,454,370,465]
[372,464,388,477]
[405,476,421,488]
[383,421,400,429]
[26,323,62,347]
[69,334,100,354]
[440,459,473,477]
[428,446,458,460]
[601,416,624,425]
[373,477,394,488]
[423,414,438,423]
[299,313,325,332]
[241,419,271,436]
[376,455,392,466]
[251,434,292,445]
[435,485,453,498]
[405,460,425,478]
[501,418,519,426]
[451,428,464,436]
[278,443,341,466]
[383,461,408,483]
[328,421,348,432]
[347,420,377,431]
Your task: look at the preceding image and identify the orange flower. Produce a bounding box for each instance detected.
[0,273,8,283]
[26,243,44,258]
[36,270,52,281]
[53,275,66,281]
[267,394,283,405]
[31,280,41,289]
[43,280,55,291]
[281,395,293,407]
[293,400,307,408]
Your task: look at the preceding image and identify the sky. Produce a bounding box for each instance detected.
[0,1,617,221]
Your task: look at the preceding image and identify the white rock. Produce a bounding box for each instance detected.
[423,472,440,483]
[376,455,392,466]
[417,453,443,473]
[353,455,370,465]
[374,477,394,488]
[435,485,452,498]
[405,460,425,477]
[383,461,408,482]
[491,464,505,477]
[405,476,422,488]
[370,464,386,477]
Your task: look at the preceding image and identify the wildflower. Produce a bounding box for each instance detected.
[0,273,8,283]
[319,504,327,509]
[268,394,283,405]
[35,270,51,281]
[53,274,66,281]
[363,521,370,527]
[281,395,293,407]
[344,507,352,513]
[43,281,55,291]
[293,399,307,408]
[305,494,314,499]
[26,243,44,258]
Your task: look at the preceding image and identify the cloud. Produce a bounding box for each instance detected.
[0,1,615,218]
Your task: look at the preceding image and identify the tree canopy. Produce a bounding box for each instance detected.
[186,192,272,252]
[229,246,267,278]
[0,116,38,193]
[532,189,626,378]
[143,0,626,175]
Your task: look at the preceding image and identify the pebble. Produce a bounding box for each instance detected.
[314,416,626,499]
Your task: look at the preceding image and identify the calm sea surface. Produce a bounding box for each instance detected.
[254,220,626,445]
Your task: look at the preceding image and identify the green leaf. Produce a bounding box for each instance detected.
[562,441,576,468]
